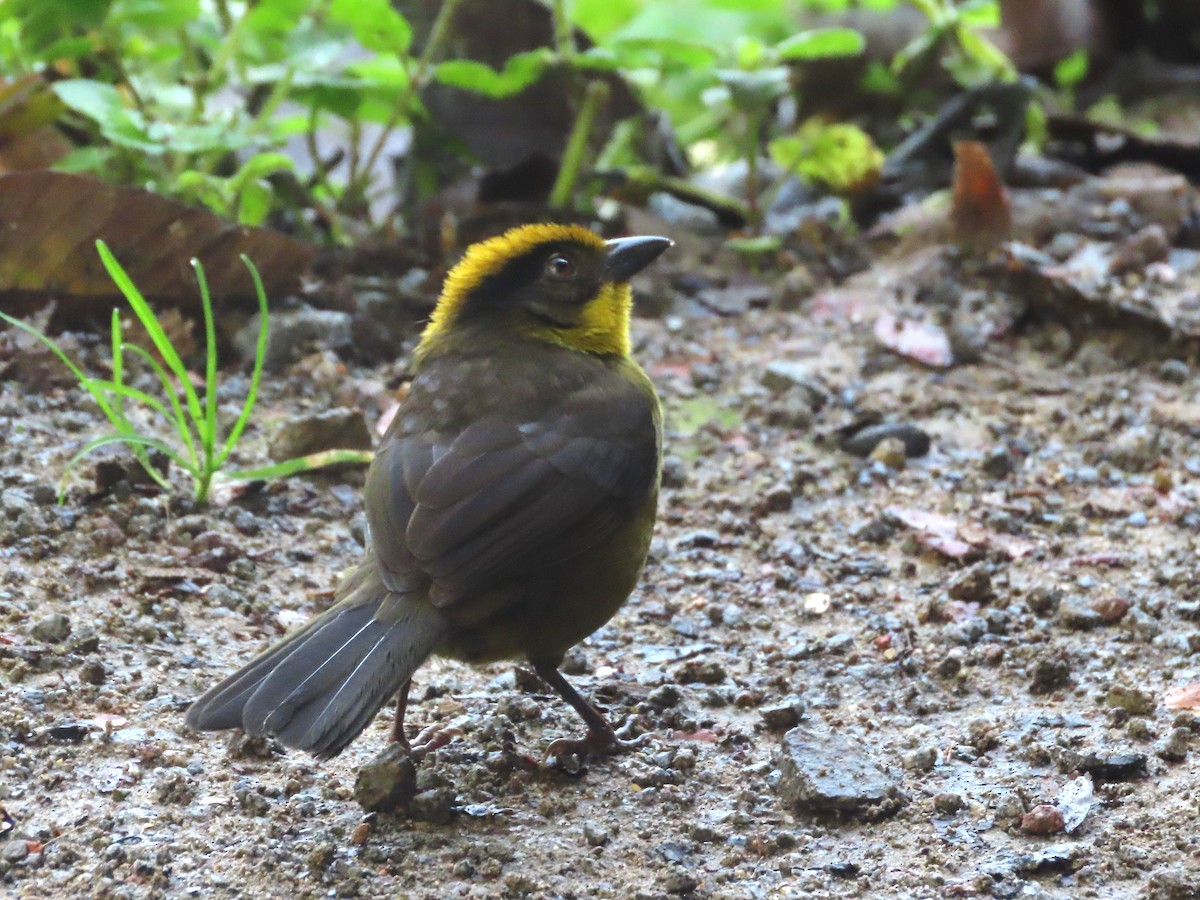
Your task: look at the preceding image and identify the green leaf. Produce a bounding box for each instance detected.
[230,152,294,190]
[329,0,411,54]
[52,79,126,124]
[53,79,158,152]
[956,25,1015,79]
[958,0,1001,28]
[173,170,233,217]
[715,67,790,105]
[774,28,865,61]
[734,35,767,70]
[769,121,883,193]
[725,235,781,254]
[109,0,200,29]
[236,180,273,226]
[52,145,114,174]
[606,37,718,68]
[433,49,553,99]
[1054,49,1089,89]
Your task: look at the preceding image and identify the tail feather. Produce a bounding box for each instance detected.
[185,562,445,759]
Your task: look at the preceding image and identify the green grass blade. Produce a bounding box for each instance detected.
[215,254,269,468]
[106,312,160,483]
[110,310,125,422]
[192,257,219,472]
[85,378,175,422]
[121,344,199,468]
[1,310,119,423]
[94,240,205,428]
[58,432,189,501]
[225,449,373,481]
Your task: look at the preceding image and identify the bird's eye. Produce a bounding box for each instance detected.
[545,254,576,280]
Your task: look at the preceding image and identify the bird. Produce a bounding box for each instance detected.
[185,223,672,762]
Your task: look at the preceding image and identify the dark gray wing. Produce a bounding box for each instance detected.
[365,377,658,611]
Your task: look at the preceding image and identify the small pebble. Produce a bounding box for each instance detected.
[1020,804,1065,835]
[933,792,965,815]
[1025,586,1062,616]
[1091,596,1130,624]
[1107,684,1155,716]
[30,613,71,644]
[844,423,931,459]
[948,564,994,604]
[2,839,29,864]
[1159,359,1190,384]
[760,698,805,731]
[869,437,907,470]
[1157,727,1190,762]
[982,445,1015,478]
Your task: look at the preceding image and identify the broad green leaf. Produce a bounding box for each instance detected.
[237,180,273,226]
[1054,49,1089,89]
[774,28,865,61]
[609,37,718,67]
[725,235,781,255]
[173,170,232,216]
[52,79,126,124]
[433,49,553,99]
[329,0,411,54]
[231,153,294,191]
[958,0,1001,27]
[715,67,790,104]
[735,35,767,70]
[109,0,200,29]
[956,25,1015,79]
[769,121,883,193]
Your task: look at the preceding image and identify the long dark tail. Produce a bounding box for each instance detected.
[185,562,445,759]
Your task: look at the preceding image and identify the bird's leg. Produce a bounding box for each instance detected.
[390,679,460,759]
[531,659,646,762]
[389,679,412,750]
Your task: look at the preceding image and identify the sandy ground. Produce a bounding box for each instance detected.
[3,237,1200,899]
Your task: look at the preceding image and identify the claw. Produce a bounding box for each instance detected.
[545,726,650,770]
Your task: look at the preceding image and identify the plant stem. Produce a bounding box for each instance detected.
[349,0,464,218]
[549,79,607,210]
[745,108,762,232]
[551,0,582,106]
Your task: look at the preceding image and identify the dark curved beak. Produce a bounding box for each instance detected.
[603,235,673,283]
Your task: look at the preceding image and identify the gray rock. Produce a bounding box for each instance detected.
[237,306,353,370]
[760,697,805,731]
[268,408,372,461]
[1157,727,1190,762]
[948,563,994,604]
[982,444,1016,478]
[30,613,71,644]
[2,839,28,863]
[0,488,32,519]
[843,423,931,459]
[1159,359,1190,384]
[353,743,417,813]
[1058,601,1105,631]
[776,722,903,817]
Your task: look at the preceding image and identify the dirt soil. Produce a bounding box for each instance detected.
[3,223,1200,900]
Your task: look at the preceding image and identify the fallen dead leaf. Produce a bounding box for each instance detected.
[0,171,313,322]
[951,139,1011,252]
[874,312,954,368]
[1164,683,1200,710]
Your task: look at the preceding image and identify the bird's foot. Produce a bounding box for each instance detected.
[545,725,650,772]
[402,724,463,761]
